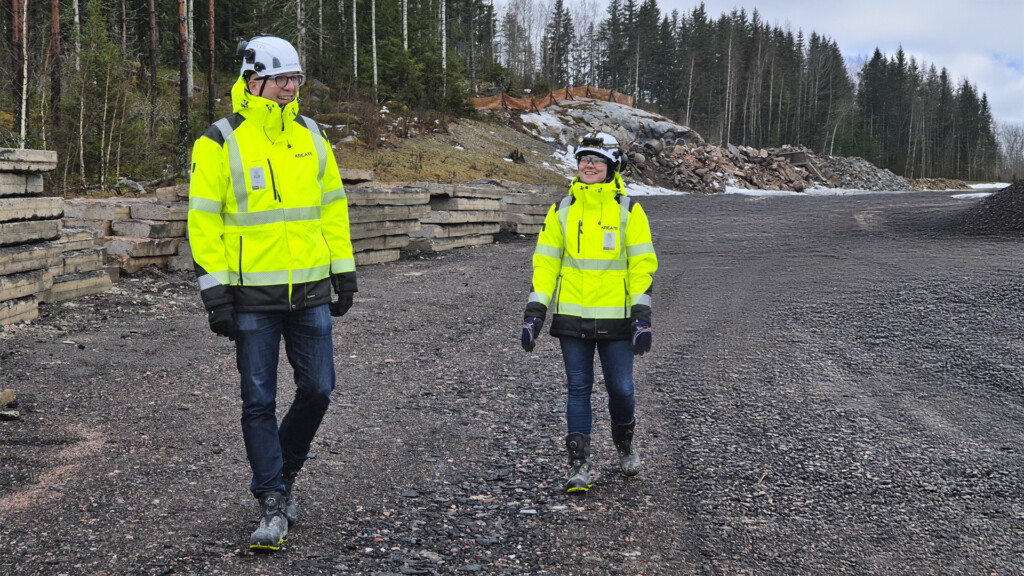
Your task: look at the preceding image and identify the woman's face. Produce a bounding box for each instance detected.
[577,155,609,184]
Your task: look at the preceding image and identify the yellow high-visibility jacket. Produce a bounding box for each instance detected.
[525,172,657,339]
[187,76,355,312]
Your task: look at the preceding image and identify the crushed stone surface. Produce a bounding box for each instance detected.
[2,190,1023,575]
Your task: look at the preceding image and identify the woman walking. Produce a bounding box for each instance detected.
[520,130,658,493]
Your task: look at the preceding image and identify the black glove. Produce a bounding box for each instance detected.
[330,291,354,317]
[208,304,236,341]
[631,319,652,355]
[329,272,357,317]
[521,316,543,352]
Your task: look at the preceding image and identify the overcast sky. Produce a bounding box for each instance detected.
[655,0,1024,124]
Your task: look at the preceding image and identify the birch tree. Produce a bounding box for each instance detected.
[50,0,62,132]
[178,0,190,176]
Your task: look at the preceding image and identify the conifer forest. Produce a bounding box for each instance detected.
[1,0,1020,190]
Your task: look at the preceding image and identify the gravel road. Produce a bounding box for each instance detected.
[2,190,1022,575]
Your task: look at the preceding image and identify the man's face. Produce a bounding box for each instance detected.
[247,74,301,106]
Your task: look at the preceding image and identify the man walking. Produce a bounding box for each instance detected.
[187,36,356,551]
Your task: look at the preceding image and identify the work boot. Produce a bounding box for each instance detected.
[564,432,593,493]
[282,470,298,527]
[611,420,642,477]
[249,490,289,551]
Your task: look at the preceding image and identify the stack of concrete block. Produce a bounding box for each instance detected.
[408,183,505,252]
[0,150,60,325]
[43,227,113,303]
[64,196,187,274]
[1,149,110,325]
[347,186,430,265]
[500,183,562,235]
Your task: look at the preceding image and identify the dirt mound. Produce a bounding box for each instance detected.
[948,181,1024,235]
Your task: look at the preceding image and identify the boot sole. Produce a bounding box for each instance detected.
[566,484,592,493]
[250,537,287,552]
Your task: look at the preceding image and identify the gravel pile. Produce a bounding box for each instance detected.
[826,156,915,191]
[948,181,1023,235]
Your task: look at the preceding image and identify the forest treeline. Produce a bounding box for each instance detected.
[1,0,1020,191]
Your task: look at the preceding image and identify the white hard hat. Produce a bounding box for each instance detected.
[575,130,625,172]
[237,36,301,77]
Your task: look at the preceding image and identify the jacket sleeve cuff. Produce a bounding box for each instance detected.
[332,271,358,293]
[630,304,651,324]
[524,302,548,320]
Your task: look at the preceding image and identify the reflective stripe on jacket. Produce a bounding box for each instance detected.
[526,172,657,339]
[187,76,355,312]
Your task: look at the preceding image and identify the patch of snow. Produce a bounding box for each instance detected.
[503,158,513,162]
[951,192,993,199]
[627,183,687,196]
[454,145,465,150]
[969,182,1010,189]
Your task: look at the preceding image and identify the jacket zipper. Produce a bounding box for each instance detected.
[238,237,244,286]
[267,159,281,202]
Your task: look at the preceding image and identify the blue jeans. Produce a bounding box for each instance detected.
[235,304,335,496]
[559,337,635,435]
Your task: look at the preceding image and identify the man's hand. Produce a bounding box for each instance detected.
[208,304,236,341]
[631,319,652,355]
[521,317,543,352]
[330,291,354,317]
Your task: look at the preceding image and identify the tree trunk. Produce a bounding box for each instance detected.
[371,0,378,96]
[149,0,158,136]
[319,0,323,60]
[178,0,191,177]
[50,0,61,131]
[685,53,694,127]
[100,59,111,188]
[207,0,215,124]
[187,0,195,96]
[73,0,82,70]
[12,0,27,148]
[352,0,358,79]
[297,0,306,71]
[122,1,127,54]
[403,0,408,51]
[441,0,447,100]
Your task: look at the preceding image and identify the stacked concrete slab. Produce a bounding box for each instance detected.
[347,186,430,265]
[1,149,111,326]
[498,182,563,235]
[64,196,187,274]
[408,183,505,252]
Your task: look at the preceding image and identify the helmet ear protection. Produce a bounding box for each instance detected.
[237,36,300,78]
[574,130,626,173]
[236,40,265,73]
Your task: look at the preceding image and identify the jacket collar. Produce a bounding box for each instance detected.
[569,172,626,204]
[230,76,300,143]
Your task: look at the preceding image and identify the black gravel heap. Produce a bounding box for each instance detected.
[950,181,1024,235]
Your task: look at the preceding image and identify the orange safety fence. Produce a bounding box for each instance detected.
[471,86,634,112]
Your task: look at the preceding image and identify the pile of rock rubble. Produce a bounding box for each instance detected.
[618,137,925,193]
[826,156,913,191]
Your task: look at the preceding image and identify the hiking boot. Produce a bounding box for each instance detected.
[611,420,642,477]
[249,490,288,551]
[564,432,593,493]
[282,470,298,527]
